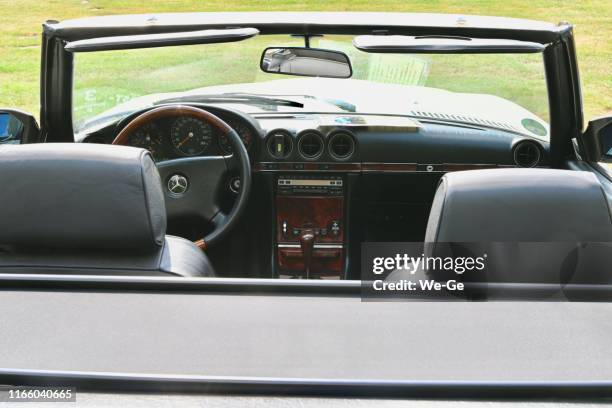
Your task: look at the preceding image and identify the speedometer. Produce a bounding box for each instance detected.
[170,117,213,156]
[218,119,253,154]
[129,123,163,160]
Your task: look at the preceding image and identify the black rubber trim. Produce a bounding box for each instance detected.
[2,275,612,300]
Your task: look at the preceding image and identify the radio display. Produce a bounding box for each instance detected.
[278,179,342,187]
[277,175,344,196]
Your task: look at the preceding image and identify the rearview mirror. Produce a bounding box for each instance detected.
[260,47,352,79]
[0,109,40,144]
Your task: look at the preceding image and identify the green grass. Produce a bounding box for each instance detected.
[0,0,610,122]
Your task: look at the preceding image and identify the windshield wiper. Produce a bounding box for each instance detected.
[156,93,304,108]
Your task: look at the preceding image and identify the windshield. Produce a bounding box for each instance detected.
[73,34,549,138]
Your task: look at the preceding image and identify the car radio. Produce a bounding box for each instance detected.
[277,174,343,196]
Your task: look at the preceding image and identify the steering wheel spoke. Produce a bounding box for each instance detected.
[156,156,227,222]
[223,151,242,172]
[210,211,228,230]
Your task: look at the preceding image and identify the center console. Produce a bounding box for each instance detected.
[275,174,346,279]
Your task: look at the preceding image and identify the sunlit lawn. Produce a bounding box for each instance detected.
[0,0,610,122]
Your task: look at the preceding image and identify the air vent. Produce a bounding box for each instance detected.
[266,130,293,159]
[513,140,542,167]
[298,131,324,159]
[328,131,356,160]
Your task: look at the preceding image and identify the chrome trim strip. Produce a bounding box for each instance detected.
[1,367,612,398]
[278,243,344,249]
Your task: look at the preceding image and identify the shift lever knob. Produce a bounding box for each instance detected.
[299,229,315,279]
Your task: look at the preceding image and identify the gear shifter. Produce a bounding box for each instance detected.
[299,229,315,279]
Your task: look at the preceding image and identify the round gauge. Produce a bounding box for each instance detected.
[128,123,163,160]
[218,119,253,154]
[170,116,213,156]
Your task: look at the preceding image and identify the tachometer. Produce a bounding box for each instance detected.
[129,123,163,160]
[218,119,253,154]
[170,116,213,156]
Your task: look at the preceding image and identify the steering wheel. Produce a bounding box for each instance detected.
[112,105,251,250]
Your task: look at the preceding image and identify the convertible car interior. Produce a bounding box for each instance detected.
[76,102,564,281]
[2,11,612,403]
[0,12,610,286]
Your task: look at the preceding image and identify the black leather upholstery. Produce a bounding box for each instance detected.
[388,168,612,285]
[0,143,215,277]
[425,168,612,242]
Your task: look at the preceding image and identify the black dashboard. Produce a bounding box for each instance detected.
[253,113,548,168]
[82,104,550,170]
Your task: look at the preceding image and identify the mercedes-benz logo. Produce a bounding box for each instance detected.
[167,174,188,195]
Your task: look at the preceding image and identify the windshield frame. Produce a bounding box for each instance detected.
[40,12,580,168]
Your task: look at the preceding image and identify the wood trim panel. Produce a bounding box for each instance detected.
[276,195,344,244]
[361,162,418,172]
[277,248,343,277]
[254,162,361,172]
[442,163,513,172]
[257,162,514,173]
[275,195,344,278]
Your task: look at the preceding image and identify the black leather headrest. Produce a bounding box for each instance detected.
[426,168,612,242]
[0,143,166,251]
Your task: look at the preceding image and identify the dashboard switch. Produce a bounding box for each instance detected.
[273,134,286,157]
[229,177,241,193]
[282,221,288,236]
[330,220,340,236]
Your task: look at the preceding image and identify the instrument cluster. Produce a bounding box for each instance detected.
[126,114,254,162]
